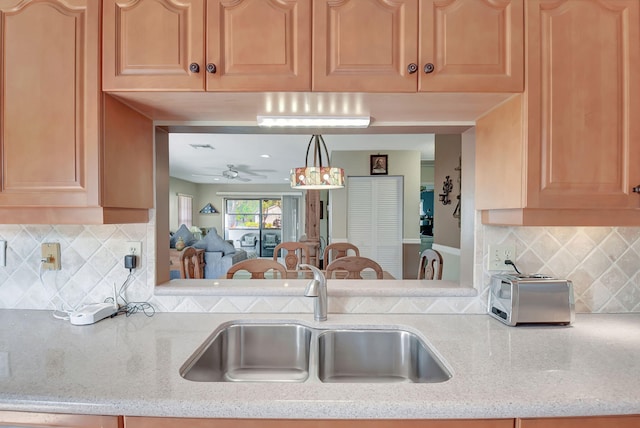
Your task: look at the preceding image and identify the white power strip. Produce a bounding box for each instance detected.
[69,303,117,326]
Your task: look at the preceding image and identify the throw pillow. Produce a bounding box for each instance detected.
[193,229,236,255]
[222,240,236,255]
[170,224,197,248]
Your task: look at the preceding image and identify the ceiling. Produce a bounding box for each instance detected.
[169,133,436,184]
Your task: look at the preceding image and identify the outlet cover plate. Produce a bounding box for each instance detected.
[41,242,61,270]
[487,244,516,271]
[0,240,6,267]
[125,241,142,258]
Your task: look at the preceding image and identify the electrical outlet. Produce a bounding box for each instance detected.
[487,244,516,271]
[125,241,142,258]
[0,240,6,267]
[41,243,61,270]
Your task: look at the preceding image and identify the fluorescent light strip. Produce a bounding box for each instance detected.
[257,115,370,128]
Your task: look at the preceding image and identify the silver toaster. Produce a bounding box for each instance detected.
[488,273,575,326]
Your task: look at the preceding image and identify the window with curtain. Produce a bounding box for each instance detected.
[177,193,193,228]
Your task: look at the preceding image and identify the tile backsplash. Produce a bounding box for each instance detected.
[1,212,639,313]
[482,225,640,313]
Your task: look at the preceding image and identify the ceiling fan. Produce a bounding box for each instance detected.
[193,164,251,182]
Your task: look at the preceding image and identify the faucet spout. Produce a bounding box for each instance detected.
[300,264,327,321]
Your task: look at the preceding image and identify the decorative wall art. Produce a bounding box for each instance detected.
[199,203,218,214]
[439,176,453,205]
[370,154,388,175]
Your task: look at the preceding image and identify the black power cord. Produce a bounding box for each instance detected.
[504,259,521,274]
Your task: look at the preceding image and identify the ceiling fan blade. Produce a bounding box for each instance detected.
[232,164,277,176]
[236,176,251,182]
[192,173,223,178]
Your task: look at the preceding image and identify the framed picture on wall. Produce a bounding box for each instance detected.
[370,154,388,175]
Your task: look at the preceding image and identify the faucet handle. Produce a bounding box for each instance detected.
[304,279,320,297]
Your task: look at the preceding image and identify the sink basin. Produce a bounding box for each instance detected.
[181,322,451,384]
[317,329,451,383]
[180,322,313,382]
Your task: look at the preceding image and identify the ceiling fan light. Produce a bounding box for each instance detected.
[257,115,370,128]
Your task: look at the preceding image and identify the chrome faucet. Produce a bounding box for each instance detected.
[300,264,327,321]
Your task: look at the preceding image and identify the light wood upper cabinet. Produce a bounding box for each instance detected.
[103,0,205,91]
[1,0,93,207]
[419,0,523,92]
[476,0,640,226]
[0,0,153,224]
[312,0,523,92]
[517,416,640,428]
[312,0,419,92]
[104,0,521,93]
[103,0,311,91]
[206,0,311,91]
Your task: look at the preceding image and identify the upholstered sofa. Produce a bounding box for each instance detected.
[199,248,247,279]
[170,225,247,279]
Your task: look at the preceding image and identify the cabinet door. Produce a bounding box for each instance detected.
[527,0,640,210]
[419,0,523,92]
[518,415,640,428]
[102,0,205,91]
[0,0,98,207]
[312,0,419,92]
[206,0,311,91]
[126,416,514,428]
[0,411,121,428]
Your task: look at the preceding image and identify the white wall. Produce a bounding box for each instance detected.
[330,149,421,242]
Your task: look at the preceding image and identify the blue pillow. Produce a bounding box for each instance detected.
[222,240,236,255]
[170,224,197,248]
[194,229,236,255]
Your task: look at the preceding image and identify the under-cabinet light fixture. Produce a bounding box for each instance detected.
[257,115,370,128]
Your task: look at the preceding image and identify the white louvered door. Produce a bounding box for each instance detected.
[347,176,403,279]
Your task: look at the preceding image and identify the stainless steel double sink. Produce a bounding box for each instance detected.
[180,321,452,384]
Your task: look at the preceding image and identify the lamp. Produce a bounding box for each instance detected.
[290,135,345,189]
[257,115,370,128]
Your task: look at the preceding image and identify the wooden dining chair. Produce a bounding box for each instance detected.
[418,248,443,280]
[325,256,384,279]
[273,242,310,270]
[226,258,287,279]
[179,246,202,279]
[323,242,360,266]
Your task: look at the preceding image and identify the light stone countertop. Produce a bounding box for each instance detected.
[155,278,477,297]
[0,309,639,420]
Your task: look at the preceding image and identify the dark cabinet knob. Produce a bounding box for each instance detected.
[206,63,217,74]
[189,63,200,73]
[633,185,640,193]
[407,63,418,74]
[424,63,435,74]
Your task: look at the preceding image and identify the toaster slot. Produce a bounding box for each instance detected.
[491,306,508,320]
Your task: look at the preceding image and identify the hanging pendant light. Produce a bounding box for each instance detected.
[290,135,345,189]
